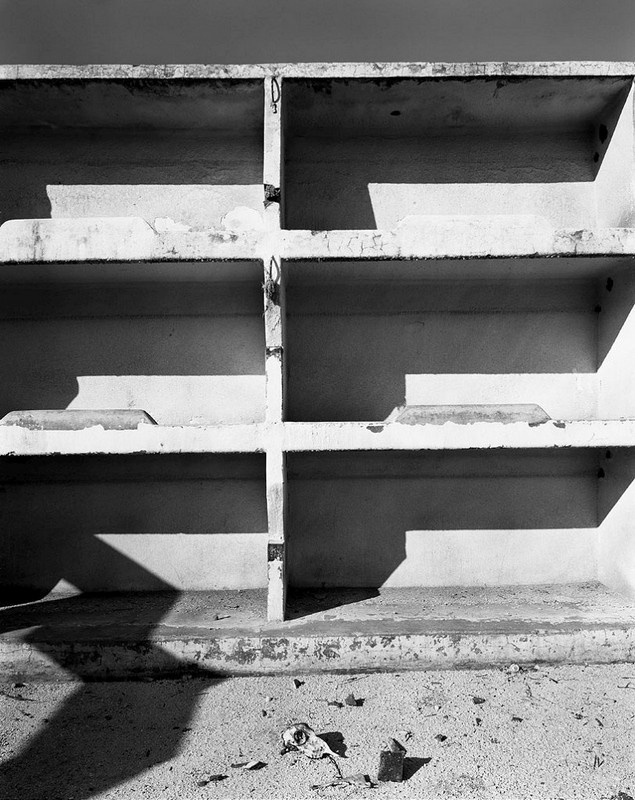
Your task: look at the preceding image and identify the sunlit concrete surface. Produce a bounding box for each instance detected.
[0,666,634,799]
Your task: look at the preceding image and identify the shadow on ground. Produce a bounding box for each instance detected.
[0,669,222,799]
[0,552,223,799]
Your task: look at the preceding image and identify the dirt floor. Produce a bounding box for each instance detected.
[0,665,634,800]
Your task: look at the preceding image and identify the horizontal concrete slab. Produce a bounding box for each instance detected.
[386,404,550,426]
[0,409,157,430]
[1,63,634,80]
[1,583,634,680]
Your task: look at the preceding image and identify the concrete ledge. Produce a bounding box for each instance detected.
[0,423,265,455]
[0,409,157,431]
[385,404,550,426]
[282,227,635,260]
[282,419,635,451]
[1,62,634,80]
[2,221,635,264]
[0,218,260,263]
[1,584,634,680]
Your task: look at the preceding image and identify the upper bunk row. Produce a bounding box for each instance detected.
[0,63,634,262]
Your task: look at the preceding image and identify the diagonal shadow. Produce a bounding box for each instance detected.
[0,484,241,799]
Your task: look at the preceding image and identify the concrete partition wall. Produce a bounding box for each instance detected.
[287,450,599,588]
[0,453,268,596]
[0,261,266,426]
[283,77,633,230]
[0,80,264,229]
[598,448,635,598]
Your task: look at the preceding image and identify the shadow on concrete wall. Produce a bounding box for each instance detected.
[286,450,605,590]
[286,280,599,422]
[0,453,267,598]
[0,280,265,423]
[0,451,268,797]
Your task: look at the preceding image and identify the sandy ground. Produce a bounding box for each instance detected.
[0,665,634,800]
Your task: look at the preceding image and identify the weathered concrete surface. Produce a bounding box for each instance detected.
[3,221,635,263]
[1,62,635,79]
[1,584,634,680]
[282,420,635,450]
[386,405,551,426]
[0,409,157,430]
[0,667,634,799]
[0,453,268,595]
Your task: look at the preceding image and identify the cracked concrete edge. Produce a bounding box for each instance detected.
[1,63,635,80]
[2,627,635,680]
[3,223,635,264]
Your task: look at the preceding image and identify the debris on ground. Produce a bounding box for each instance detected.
[512,717,524,723]
[281,723,341,761]
[230,760,267,770]
[592,745,604,769]
[293,679,305,689]
[377,737,406,782]
[506,664,520,675]
[398,730,414,742]
[0,691,36,702]
[327,700,344,708]
[344,693,364,707]
[311,773,376,790]
[197,775,228,785]
[472,696,486,705]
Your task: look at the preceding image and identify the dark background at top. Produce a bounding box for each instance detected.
[0,0,633,64]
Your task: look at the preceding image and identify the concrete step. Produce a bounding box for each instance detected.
[1,582,634,680]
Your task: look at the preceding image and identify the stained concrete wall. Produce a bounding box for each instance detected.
[0,454,267,595]
[288,450,599,587]
[0,268,266,426]
[284,77,633,230]
[0,80,264,229]
[286,257,635,423]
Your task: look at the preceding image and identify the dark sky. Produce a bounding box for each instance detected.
[0,0,633,64]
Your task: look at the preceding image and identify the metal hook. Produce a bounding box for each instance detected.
[270,76,281,114]
[268,255,280,282]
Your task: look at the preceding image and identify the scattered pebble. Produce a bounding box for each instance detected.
[344,693,364,707]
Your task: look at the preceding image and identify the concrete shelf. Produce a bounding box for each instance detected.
[0,79,265,232]
[285,448,626,595]
[0,218,265,264]
[1,583,633,678]
[281,228,635,260]
[283,419,635,451]
[0,453,268,599]
[0,423,266,456]
[285,256,635,424]
[283,75,634,231]
[2,63,635,647]
[0,260,267,428]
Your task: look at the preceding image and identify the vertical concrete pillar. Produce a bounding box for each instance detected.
[266,446,287,621]
[262,75,287,621]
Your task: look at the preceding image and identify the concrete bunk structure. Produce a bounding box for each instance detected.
[0,62,635,677]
